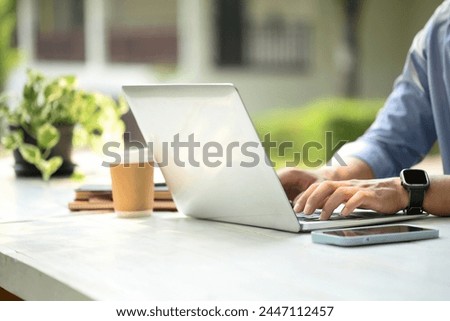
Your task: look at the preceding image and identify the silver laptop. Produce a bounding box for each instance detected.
[122,84,426,232]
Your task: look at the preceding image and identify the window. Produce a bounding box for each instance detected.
[245,16,311,70]
[216,0,312,71]
[36,0,85,61]
[107,0,178,64]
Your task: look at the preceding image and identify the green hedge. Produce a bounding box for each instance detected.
[253,98,385,168]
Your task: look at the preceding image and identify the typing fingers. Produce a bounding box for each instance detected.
[320,186,361,220]
[294,181,340,214]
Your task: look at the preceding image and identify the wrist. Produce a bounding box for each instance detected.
[319,158,375,181]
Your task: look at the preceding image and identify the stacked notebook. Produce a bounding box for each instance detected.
[68,183,177,212]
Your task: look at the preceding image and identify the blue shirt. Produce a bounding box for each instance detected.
[338,0,450,178]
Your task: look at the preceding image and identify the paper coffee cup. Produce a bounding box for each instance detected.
[109,148,154,218]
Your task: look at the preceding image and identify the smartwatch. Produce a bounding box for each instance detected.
[400,169,430,215]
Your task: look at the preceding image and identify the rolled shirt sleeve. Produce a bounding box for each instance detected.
[337,2,450,178]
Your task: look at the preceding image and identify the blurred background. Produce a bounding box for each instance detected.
[0,0,443,169]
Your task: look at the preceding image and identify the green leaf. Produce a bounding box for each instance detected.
[117,96,129,115]
[18,144,42,165]
[44,82,63,102]
[1,130,23,150]
[37,156,63,181]
[61,75,77,87]
[37,123,60,149]
[70,171,85,182]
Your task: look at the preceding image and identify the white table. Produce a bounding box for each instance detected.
[1,156,450,300]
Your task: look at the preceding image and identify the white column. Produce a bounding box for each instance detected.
[84,0,107,66]
[177,0,213,81]
[16,0,36,62]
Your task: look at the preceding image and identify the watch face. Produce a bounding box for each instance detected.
[403,169,428,184]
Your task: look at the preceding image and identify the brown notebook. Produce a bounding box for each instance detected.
[68,184,176,212]
[74,184,172,201]
[68,199,177,212]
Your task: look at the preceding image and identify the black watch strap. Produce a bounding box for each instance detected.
[400,169,429,215]
[407,188,426,215]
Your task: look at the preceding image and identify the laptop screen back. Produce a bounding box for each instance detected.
[122,84,300,232]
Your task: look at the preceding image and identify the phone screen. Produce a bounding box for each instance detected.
[323,225,425,237]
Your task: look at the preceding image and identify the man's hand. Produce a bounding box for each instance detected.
[292,178,409,220]
[277,159,376,210]
[277,167,323,201]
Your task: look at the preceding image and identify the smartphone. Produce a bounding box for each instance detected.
[311,224,439,247]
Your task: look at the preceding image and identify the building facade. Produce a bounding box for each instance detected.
[9,0,443,113]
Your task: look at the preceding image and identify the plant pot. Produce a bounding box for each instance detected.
[12,124,76,177]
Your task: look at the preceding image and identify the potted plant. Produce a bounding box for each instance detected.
[0,70,128,180]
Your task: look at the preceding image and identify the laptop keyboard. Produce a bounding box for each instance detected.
[296,210,389,222]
